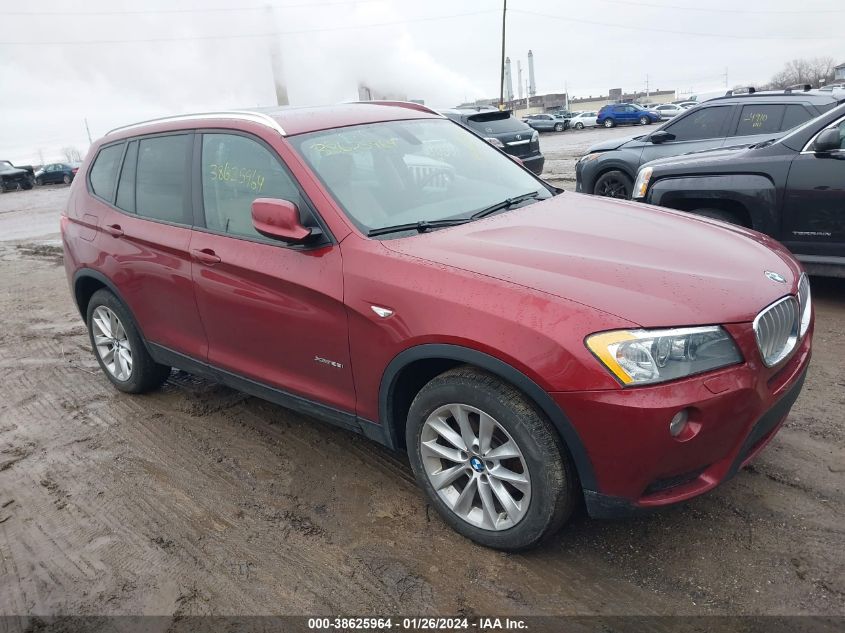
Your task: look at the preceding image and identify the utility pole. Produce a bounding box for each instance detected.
[723,67,729,88]
[645,74,650,100]
[84,118,92,144]
[498,0,507,110]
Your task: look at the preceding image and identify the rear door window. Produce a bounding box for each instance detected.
[664,105,732,141]
[135,134,192,224]
[88,143,124,202]
[734,104,786,136]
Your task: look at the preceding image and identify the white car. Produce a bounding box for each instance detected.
[569,111,598,129]
[652,103,685,119]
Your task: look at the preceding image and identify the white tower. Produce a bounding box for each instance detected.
[504,57,514,102]
[517,60,523,100]
[527,49,536,97]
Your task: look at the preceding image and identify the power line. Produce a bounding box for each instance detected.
[0,9,497,45]
[592,0,845,14]
[0,0,390,16]
[509,9,841,40]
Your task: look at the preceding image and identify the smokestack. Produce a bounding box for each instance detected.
[265,6,289,106]
[528,49,536,97]
[517,60,523,100]
[504,57,514,102]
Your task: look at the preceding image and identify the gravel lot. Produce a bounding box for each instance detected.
[0,176,843,620]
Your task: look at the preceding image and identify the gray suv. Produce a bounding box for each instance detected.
[575,91,842,199]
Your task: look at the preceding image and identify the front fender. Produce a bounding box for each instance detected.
[647,174,778,235]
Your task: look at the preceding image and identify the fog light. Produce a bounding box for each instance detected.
[669,409,689,437]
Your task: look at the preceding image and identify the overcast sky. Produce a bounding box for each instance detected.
[0,0,841,163]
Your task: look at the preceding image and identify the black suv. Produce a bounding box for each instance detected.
[576,91,842,199]
[442,108,544,175]
[633,103,845,277]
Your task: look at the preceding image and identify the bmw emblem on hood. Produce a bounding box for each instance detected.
[765,271,787,284]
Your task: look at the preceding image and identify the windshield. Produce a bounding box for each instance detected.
[289,118,550,236]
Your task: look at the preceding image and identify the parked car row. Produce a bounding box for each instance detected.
[576,90,839,199]
[63,101,814,550]
[0,159,78,192]
[575,89,844,277]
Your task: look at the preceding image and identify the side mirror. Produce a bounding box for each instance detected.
[649,130,675,144]
[251,198,312,243]
[813,128,842,153]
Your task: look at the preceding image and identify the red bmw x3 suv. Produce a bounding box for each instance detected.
[62,102,812,550]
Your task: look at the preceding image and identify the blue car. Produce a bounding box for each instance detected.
[596,103,660,128]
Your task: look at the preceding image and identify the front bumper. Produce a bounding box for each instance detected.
[552,321,812,517]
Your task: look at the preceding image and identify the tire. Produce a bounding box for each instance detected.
[554,123,564,132]
[63,174,71,185]
[86,289,171,394]
[690,208,745,226]
[406,366,575,551]
[603,119,615,128]
[22,182,33,191]
[574,122,584,130]
[639,116,650,125]
[593,170,633,199]
[36,177,43,186]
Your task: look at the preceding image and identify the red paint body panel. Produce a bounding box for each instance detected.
[552,324,812,504]
[61,104,814,515]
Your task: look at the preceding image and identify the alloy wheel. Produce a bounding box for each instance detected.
[420,403,531,531]
[597,177,629,198]
[604,120,613,128]
[91,306,133,381]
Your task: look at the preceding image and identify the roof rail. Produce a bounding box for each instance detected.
[725,86,756,96]
[784,84,812,93]
[360,100,443,117]
[106,110,286,137]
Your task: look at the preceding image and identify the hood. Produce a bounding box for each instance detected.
[0,164,28,176]
[645,145,754,170]
[585,134,643,153]
[382,193,801,327]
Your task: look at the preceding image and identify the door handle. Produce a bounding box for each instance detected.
[191,248,221,265]
[104,224,124,237]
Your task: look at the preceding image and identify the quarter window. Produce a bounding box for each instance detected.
[664,106,732,141]
[136,135,191,224]
[781,105,813,131]
[88,144,124,201]
[200,133,305,239]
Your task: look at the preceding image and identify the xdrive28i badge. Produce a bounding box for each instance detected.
[765,271,787,284]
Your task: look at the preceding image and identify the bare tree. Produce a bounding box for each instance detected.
[767,57,837,89]
[61,146,82,163]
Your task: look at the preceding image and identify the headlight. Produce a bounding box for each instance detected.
[484,137,505,149]
[798,273,811,337]
[531,130,539,143]
[586,326,742,386]
[578,152,601,164]
[632,166,653,199]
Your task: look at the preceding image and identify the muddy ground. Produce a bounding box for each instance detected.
[0,183,843,620]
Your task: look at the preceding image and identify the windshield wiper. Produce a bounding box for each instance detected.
[470,191,541,220]
[367,218,471,237]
